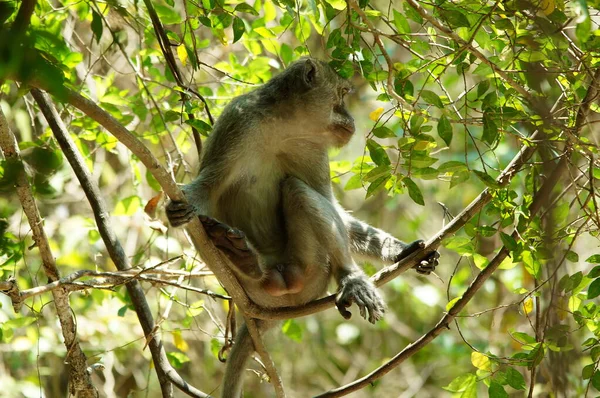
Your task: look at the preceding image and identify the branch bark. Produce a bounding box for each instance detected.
[30,89,210,398]
[0,106,98,398]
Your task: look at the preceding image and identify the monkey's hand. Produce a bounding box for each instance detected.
[336,274,385,324]
[166,200,195,227]
[395,239,440,275]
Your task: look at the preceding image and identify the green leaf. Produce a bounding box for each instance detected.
[439,9,471,28]
[372,126,396,138]
[583,364,595,379]
[505,367,526,390]
[471,351,491,371]
[185,119,212,136]
[473,170,501,189]
[586,254,600,263]
[403,2,423,24]
[500,232,517,251]
[443,373,476,392]
[495,18,514,30]
[588,278,600,299]
[154,4,183,24]
[420,89,443,108]
[477,80,490,98]
[91,9,103,44]
[167,352,190,368]
[232,17,245,43]
[235,3,259,15]
[589,266,600,278]
[393,10,411,34]
[324,0,346,10]
[117,305,128,317]
[437,115,453,146]
[0,2,16,26]
[565,250,579,263]
[364,165,391,182]
[446,296,461,311]
[210,338,221,359]
[482,112,498,145]
[146,169,161,192]
[114,195,142,216]
[344,174,363,190]
[438,161,467,173]
[3,316,36,328]
[403,177,424,205]
[282,319,303,341]
[366,139,390,166]
[488,381,508,398]
[592,370,600,391]
[366,175,390,198]
[461,380,477,398]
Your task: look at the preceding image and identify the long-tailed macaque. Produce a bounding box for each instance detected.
[167,58,439,397]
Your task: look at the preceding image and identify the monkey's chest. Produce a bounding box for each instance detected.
[213,175,285,254]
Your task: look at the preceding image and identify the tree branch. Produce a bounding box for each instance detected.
[30,89,211,398]
[0,268,231,303]
[314,61,600,398]
[0,106,98,398]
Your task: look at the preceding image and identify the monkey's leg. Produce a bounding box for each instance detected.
[341,213,440,275]
[280,177,385,323]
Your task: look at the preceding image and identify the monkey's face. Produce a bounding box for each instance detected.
[290,58,356,148]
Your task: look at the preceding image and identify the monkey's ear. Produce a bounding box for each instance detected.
[302,59,318,87]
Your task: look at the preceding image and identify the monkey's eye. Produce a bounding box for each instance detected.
[341,87,351,97]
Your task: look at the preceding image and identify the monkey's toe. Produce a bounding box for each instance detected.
[336,275,385,323]
[199,216,253,258]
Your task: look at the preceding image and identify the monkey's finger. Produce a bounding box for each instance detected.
[226,229,251,252]
[354,297,367,320]
[336,302,353,320]
[396,240,425,262]
[166,201,189,211]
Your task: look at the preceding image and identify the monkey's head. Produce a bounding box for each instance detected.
[265,58,355,148]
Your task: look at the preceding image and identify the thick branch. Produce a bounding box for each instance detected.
[31,89,211,398]
[0,107,98,398]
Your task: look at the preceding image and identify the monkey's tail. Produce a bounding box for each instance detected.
[221,322,254,398]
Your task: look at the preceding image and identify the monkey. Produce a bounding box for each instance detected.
[166,58,440,397]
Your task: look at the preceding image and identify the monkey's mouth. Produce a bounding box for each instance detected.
[334,123,355,135]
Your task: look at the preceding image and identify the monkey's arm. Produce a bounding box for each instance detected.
[340,211,439,275]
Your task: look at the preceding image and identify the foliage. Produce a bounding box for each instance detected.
[1,0,600,397]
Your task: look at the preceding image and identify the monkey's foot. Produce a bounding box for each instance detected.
[198,215,261,279]
[166,200,195,227]
[414,250,440,275]
[336,274,385,324]
[395,240,440,275]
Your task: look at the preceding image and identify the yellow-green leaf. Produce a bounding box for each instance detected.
[471,351,491,371]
